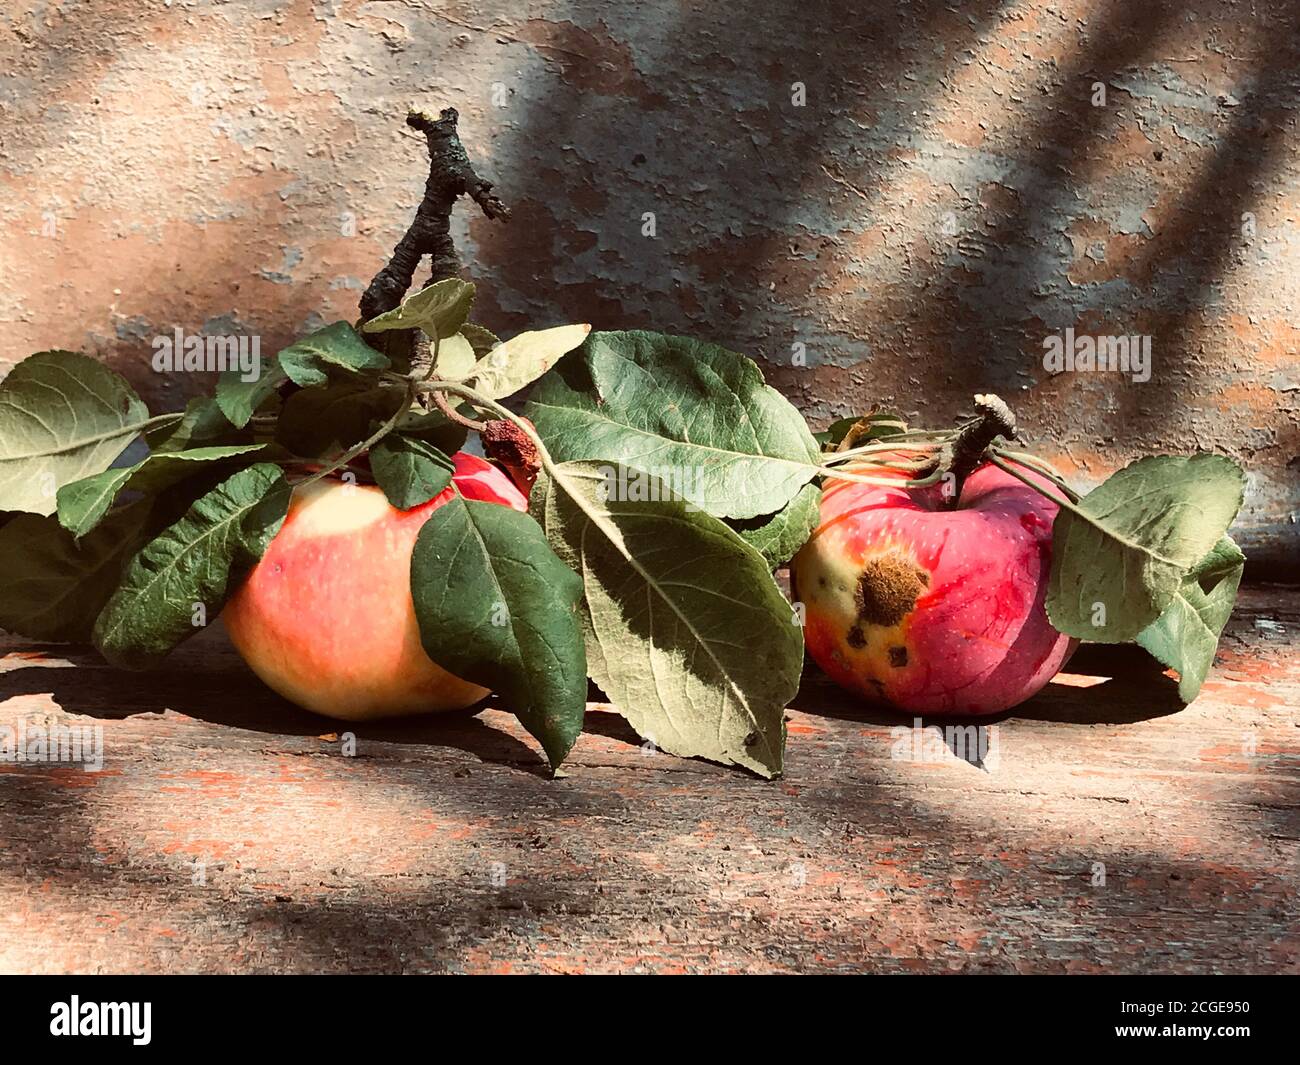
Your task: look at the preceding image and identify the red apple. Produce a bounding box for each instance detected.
[223,452,527,720]
[793,459,1075,715]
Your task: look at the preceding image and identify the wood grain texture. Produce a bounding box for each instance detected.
[1,588,1296,974]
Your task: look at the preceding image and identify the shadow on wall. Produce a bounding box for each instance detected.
[465,1,1294,387]
[1,3,360,406]
[904,2,1300,429]
[467,0,1016,341]
[457,0,1299,573]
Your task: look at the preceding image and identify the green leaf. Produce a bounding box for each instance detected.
[361,278,475,338]
[526,331,820,520]
[146,397,248,453]
[370,434,454,509]
[433,334,478,379]
[216,323,389,428]
[1046,454,1246,641]
[277,321,390,388]
[93,463,291,669]
[216,360,287,430]
[535,461,803,778]
[276,381,406,458]
[1136,535,1245,702]
[459,323,501,358]
[0,351,151,515]
[726,481,822,569]
[463,324,591,399]
[0,502,153,642]
[56,444,265,538]
[410,495,587,770]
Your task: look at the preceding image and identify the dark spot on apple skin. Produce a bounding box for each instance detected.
[855,554,930,626]
[846,625,866,649]
[888,645,908,668]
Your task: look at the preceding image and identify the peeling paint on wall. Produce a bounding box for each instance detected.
[0,0,1296,569]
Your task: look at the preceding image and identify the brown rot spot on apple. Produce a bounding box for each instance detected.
[846,625,866,649]
[854,554,930,627]
[888,645,908,668]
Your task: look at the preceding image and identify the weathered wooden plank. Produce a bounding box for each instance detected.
[1,588,1295,974]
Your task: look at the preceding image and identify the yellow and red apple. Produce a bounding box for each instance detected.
[793,459,1075,715]
[223,452,526,720]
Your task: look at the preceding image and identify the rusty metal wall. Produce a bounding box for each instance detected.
[1,0,1296,571]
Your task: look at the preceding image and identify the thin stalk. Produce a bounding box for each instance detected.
[823,439,944,463]
[145,413,186,432]
[419,379,557,469]
[292,382,416,489]
[984,453,1076,511]
[991,446,1080,500]
[421,331,442,382]
[815,464,947,489]
[430,387,489,432]
[990,449,1080,503]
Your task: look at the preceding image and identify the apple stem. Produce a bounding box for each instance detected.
[428,381,489,432]
[935,393,1017,507]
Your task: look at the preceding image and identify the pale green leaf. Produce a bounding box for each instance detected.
[463,323,591,399]
[0,351,150,515]
[1136,535,1245,702]
[361,278,475,338]
[526,330,820,520]
[535,461,802,778]
[433,334,477,379]
[1047,454,1245,641]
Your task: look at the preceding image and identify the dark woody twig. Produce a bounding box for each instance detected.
[359,106,509,322]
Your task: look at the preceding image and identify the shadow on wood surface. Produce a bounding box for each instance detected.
[790,643,1186,729]
[0,634,553,776]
